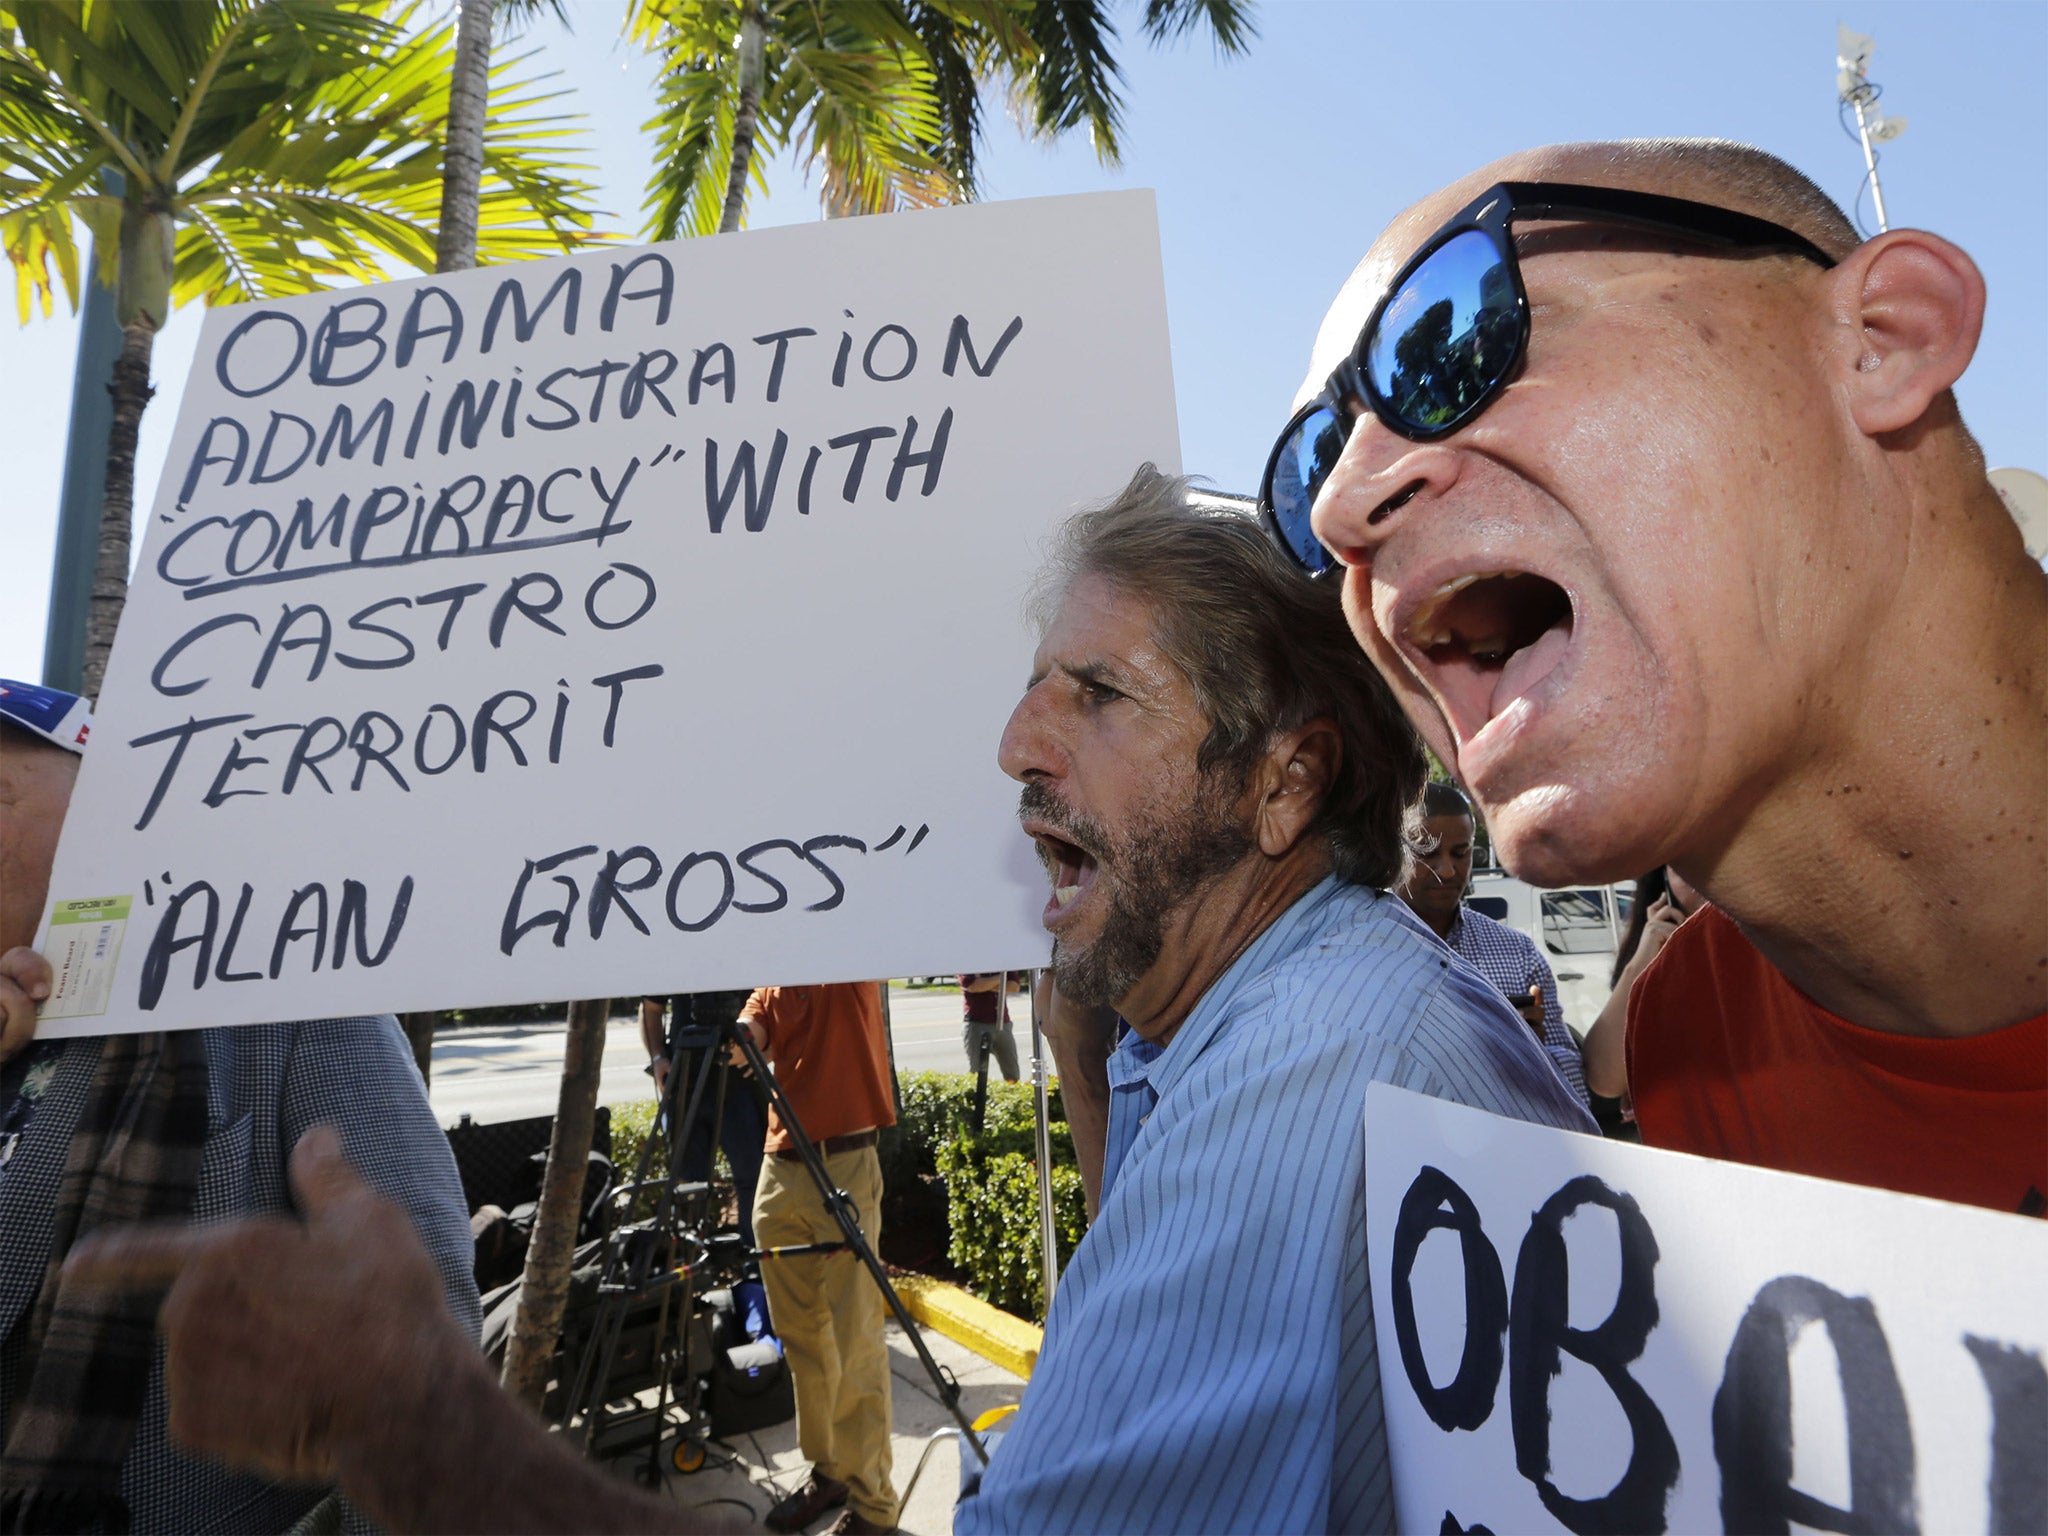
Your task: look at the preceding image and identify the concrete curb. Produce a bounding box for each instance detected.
[892,1273,1042,1380]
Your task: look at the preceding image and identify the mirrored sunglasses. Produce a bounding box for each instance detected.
[1260,181,1838,576]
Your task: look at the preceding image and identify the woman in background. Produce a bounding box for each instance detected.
[1583,867,1705,1128]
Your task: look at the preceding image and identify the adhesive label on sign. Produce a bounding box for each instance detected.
[40,896,132,1020]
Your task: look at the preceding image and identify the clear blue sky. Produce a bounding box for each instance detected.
[4,0,2043,679]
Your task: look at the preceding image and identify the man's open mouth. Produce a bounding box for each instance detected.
[1029,827,1102,924]
[1399,570,1575,746]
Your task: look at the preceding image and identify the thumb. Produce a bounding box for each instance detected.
[288,1125,368,1221]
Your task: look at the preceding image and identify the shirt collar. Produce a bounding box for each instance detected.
[1105,1024,1161,1090]
[1443,903,1467,948]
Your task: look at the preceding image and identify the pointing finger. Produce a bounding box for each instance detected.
[287,1126,368,1221]
[63,1220,216,1292]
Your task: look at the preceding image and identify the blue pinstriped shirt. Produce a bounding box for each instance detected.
[955,878,1595,1535]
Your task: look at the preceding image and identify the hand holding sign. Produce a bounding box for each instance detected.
[0,947,52,1063]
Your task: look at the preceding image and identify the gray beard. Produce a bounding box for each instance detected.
[1022,776,1255,1009]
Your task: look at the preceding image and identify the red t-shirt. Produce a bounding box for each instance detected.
[741,982,897,1153]
[1627,906,2047,1217]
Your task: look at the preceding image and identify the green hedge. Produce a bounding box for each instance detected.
[891,1071,1085,1323]
[936,1132,1086,1322]
[611,1098,659,1183]
[885,1071,1064,1179]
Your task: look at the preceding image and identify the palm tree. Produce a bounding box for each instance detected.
[436,0,572,271]
[396,0,582,1089]
[404,6,620,1411]
[627,0,1257,239]
[1,0,601,701]
[631,0,948,236]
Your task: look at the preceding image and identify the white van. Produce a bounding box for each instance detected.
[1463,870,1636,1040]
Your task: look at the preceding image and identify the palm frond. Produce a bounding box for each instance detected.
[1140,0,1256,52]
[3,0,606,319]
[1011,1,1126,164]
[641,48,742,239]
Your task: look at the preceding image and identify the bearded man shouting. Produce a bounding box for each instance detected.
[960,467,1591,1535]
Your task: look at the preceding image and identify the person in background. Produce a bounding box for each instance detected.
[1394,780,1589,1107]
[735,982,898,1536]
[639,990,765,1246]
[0,680,479,1534]
[958,973,1020,1082]
[1581,867,1702,1111]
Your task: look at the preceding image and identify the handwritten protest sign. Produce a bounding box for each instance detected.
[1364,1083,2047,1536]
[37,191,1177,1035]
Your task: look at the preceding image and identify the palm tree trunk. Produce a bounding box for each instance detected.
[435,0,494,273]
[414,0,493,1093]
[717,2,768,234]
[80,315,157,704]
[501,996,612,1410]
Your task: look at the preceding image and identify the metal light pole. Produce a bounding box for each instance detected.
[1835,25,1908,234]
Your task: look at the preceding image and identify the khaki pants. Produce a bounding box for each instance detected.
[754,1145,896,1525]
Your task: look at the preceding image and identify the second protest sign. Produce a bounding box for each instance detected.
[1364,1083,2047,1536]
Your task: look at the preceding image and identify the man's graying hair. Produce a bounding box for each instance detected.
[1030,465,1425,887]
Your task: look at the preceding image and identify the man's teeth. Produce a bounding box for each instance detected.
[1404,570,1520,651]
[1054,884,1082,908]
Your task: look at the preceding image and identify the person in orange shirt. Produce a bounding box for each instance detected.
[734,983,899,1536]
[1283,138,2045,1213]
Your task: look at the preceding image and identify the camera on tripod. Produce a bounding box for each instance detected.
[551,1016,794,1480]
[543,999,985,1488]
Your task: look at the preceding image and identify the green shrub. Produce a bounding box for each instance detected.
[610,1097,659,1180]
[937,1136,1088,1322]
[888,1071,1065,1180]
[890,1071,1085,1322]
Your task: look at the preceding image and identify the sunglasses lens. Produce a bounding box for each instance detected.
[1364,228,1520,435]
[1264,403,1348,574]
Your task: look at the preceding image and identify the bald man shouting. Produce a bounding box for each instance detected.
[1260,138,2044,1214]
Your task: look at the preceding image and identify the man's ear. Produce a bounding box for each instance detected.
[1253,718,1342,859]
[1825,228,1986,438]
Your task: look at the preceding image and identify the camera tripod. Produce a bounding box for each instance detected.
[557,999,989,1484]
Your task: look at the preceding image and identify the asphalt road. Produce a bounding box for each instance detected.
[427,985,1035,1128]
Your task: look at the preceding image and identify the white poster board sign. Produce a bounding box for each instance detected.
[37,191,1177,1035]
[1364,1083,2047,1536]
